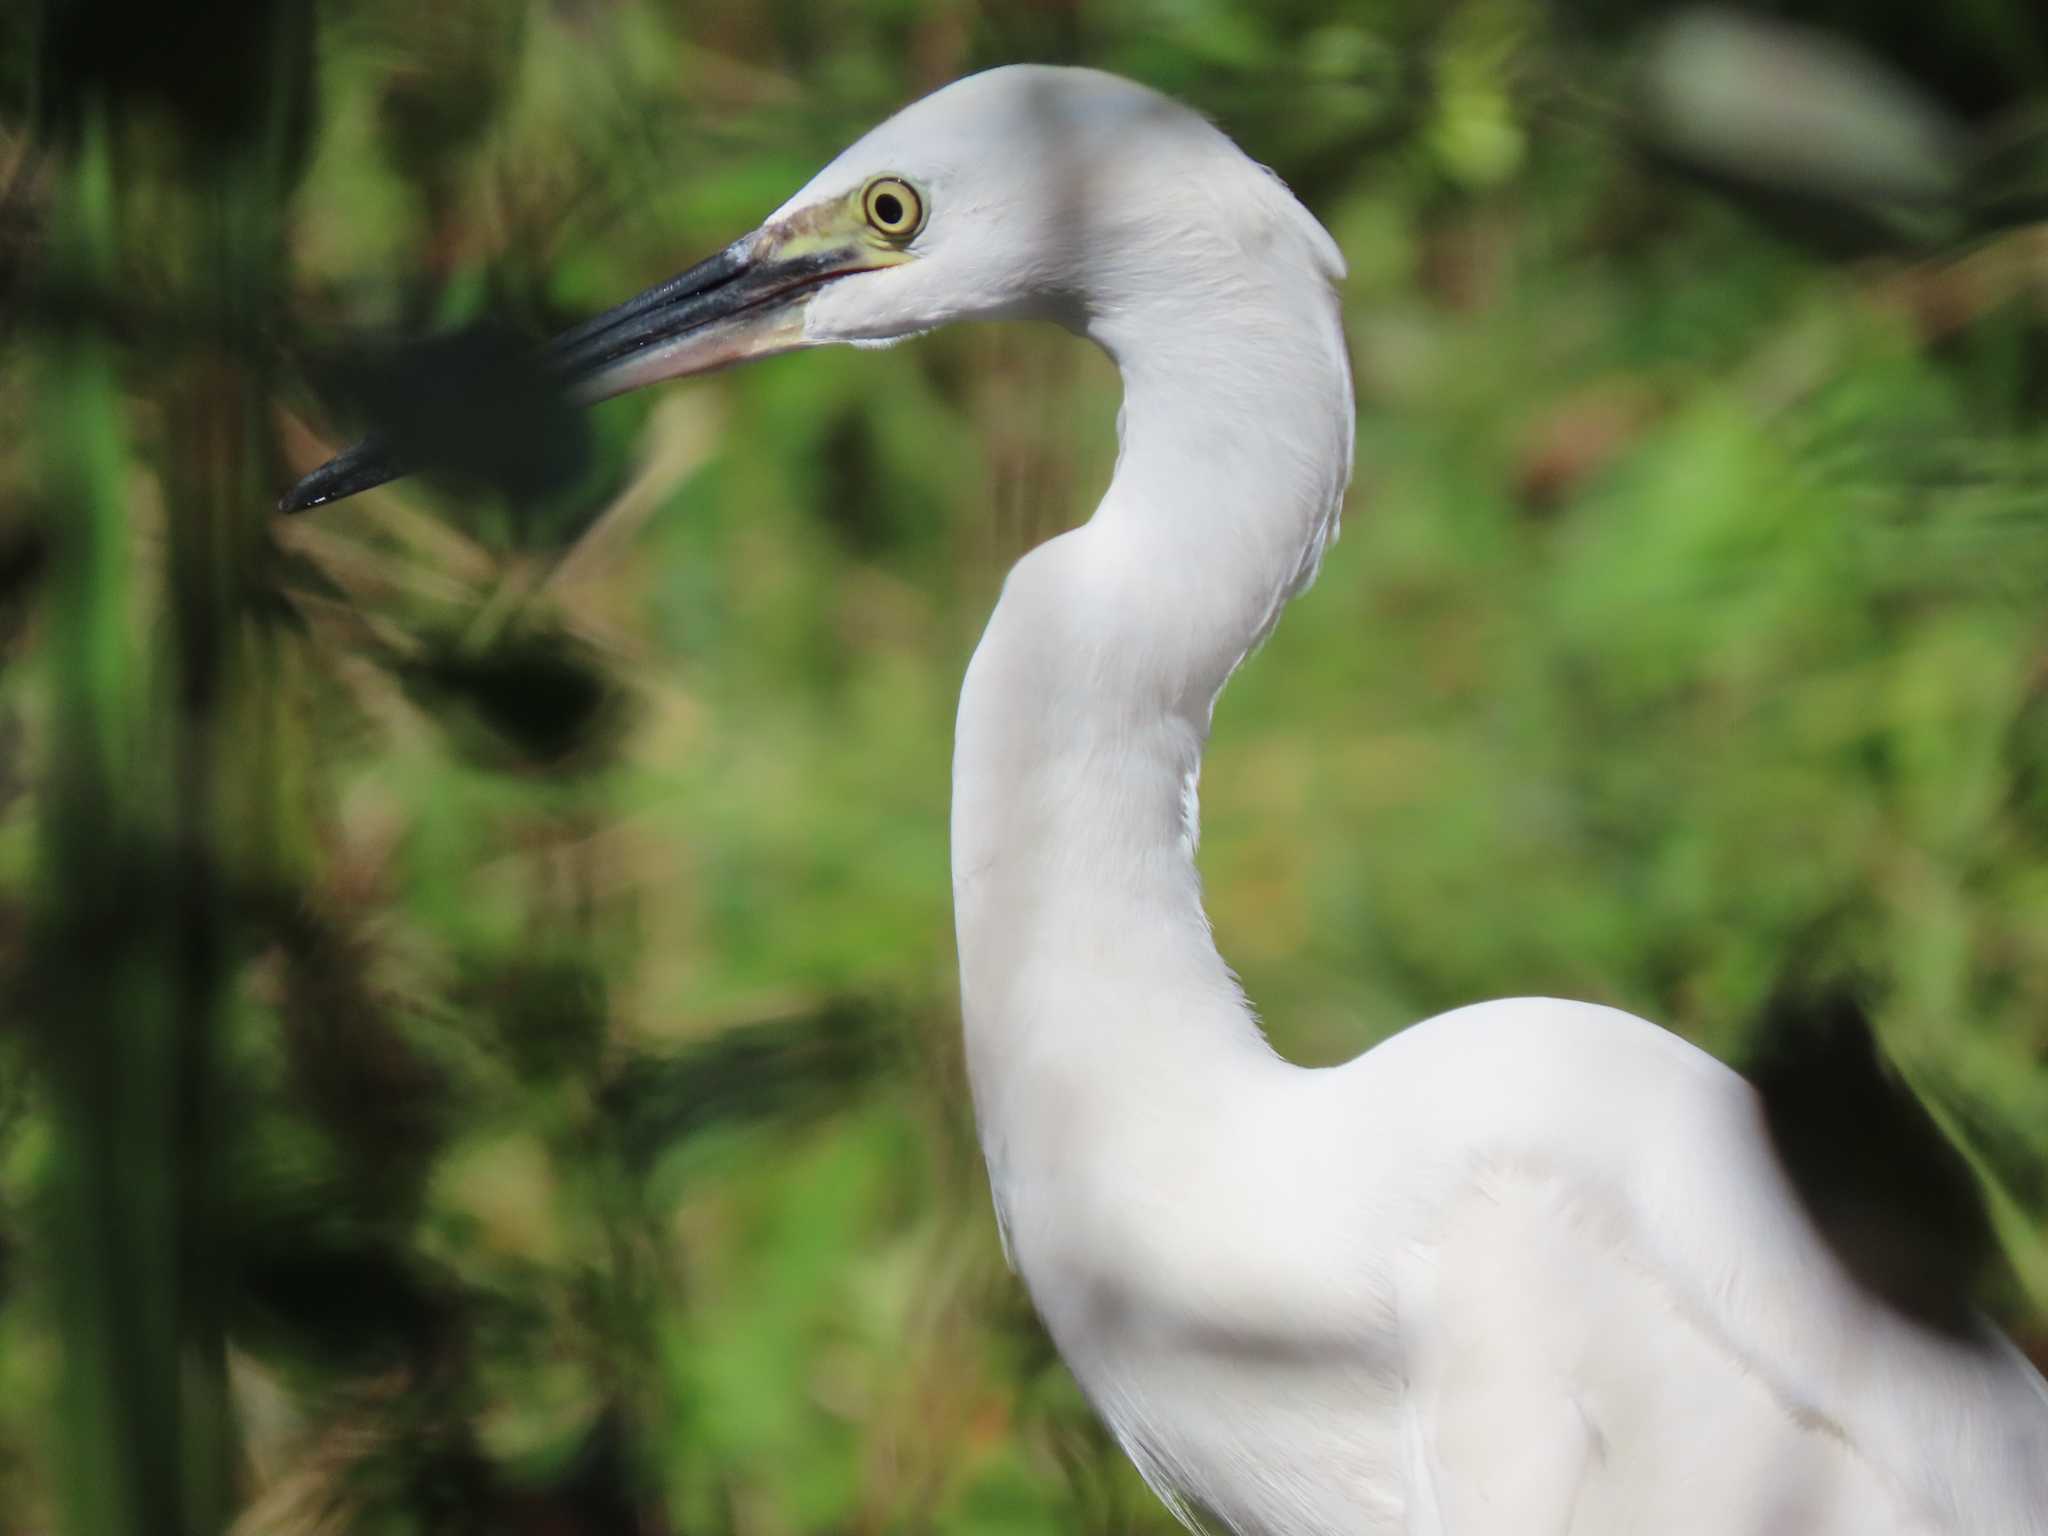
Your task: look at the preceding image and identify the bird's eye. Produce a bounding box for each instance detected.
[862,177,924,240]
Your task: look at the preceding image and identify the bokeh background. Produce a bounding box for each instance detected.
[4,2,2048,1533]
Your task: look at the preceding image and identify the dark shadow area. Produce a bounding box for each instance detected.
[1749,979,2006,1339]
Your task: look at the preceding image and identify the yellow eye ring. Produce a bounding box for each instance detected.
[862,177,925,240]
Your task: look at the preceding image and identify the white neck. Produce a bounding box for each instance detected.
[950,265,1353,1189]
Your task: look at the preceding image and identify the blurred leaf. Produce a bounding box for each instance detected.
[1968,103,2048,232]
[397,620,624,772]
[1637,7,1971,252]
[604,1002,896,1181]
[1748,979,2005,1335]
[33,0,314,174]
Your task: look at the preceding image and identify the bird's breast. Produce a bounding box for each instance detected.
[990,1068,1422,1534]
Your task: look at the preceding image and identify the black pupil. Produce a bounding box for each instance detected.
[874,191,904,227]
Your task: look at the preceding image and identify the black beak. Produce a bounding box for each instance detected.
[279,233,855,515]
[277,435,411,515]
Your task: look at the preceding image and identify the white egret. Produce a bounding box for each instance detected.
[287,64,2048,1536]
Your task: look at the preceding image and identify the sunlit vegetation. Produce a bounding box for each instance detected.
[2,2,2044,1532]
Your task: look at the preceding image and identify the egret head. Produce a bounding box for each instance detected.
[283,65,1342,511]
[560,64,1340,390]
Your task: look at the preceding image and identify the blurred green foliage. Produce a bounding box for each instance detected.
[2,2,2047,1534]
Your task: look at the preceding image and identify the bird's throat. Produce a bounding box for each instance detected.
[949,282,1353,1191]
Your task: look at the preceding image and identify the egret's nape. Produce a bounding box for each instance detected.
[280,65,2048,1536]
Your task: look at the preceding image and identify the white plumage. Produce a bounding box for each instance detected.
[288,60,2048,1536]
[807,66,2048,1536]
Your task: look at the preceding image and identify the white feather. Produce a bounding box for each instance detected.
[773,65,2048,1536]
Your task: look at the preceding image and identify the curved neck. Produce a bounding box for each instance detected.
[951,271,1352,1163]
